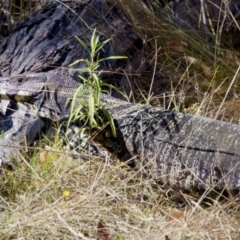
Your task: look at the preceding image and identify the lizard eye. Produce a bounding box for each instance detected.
[17,77,24,84]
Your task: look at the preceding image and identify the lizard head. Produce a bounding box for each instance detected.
[0,73,48,103]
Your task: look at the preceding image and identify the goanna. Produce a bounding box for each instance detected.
[1,71,240,191]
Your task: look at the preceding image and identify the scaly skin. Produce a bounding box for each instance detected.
[1,72,240,190]
[0,98,45,165]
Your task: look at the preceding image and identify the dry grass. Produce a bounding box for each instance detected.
[1,0,240,239]
[112,0,240,123]
[0,0,54,44]
[0,148,240,239]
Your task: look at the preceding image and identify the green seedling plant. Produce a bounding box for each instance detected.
[68,28,127,137]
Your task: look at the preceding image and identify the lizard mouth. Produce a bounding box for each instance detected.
[9,90,33,102]
[5,79,47,103]
[5,87,40,103]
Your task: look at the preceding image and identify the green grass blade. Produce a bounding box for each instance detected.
[88,94,97,127]
[75,36,90,54]
[101,107,116,137]
[98,56,128,63]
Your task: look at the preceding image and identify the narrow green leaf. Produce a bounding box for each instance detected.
[92,63,100,71]
[101,107,116,137]
[68,59,84,67]
[101,83,127,99]
[88,94,96,127]
[102,39,112,45]
[92,73,100,103]
[77,67,91,73]
[90,29,97,57]
[91,29,97,48]
[94,35,100,49]
[75,36,90,54]
[98,56,128,63]
[96,39,111,53]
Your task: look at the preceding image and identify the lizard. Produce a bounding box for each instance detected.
[1,71,240,191]
[0,0,240,191]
